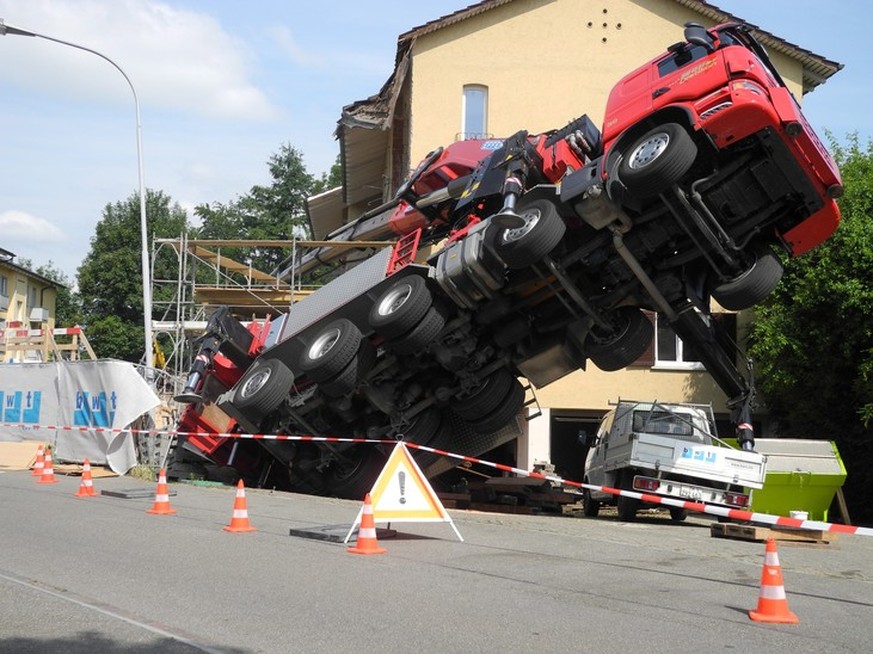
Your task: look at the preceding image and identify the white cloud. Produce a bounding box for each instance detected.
[0,210,65,243]
[270,25,326,69]
[269,23,395,77]
[0,0,280,120]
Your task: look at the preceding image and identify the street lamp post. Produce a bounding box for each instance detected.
[1,18,154,380]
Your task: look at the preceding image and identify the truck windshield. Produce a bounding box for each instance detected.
[633,410,693,436]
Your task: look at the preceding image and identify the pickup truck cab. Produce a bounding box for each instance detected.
[583,400,767,521]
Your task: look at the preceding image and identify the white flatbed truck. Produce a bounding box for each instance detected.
[583,400,767,521]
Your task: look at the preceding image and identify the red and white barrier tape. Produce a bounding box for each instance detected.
[10,421,871,537]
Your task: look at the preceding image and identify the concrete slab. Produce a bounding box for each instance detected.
[289,524,396,543]
[100,488,177,499]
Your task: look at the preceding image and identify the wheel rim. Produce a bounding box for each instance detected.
[377,283,412,317]
[240,366,272,399]
[308,327,341,360]
[628,132,670,169]
[501,207,541,244]
[331,449,369,482]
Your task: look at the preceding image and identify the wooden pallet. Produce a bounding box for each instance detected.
[710,521,836,544]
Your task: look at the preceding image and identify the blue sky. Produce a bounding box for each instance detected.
[1,0,870,283]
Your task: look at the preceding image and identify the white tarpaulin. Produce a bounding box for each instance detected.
[0,360,160,473]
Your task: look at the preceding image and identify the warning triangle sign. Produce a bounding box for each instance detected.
[344,442,463,542]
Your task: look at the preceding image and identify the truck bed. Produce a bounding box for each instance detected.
[606,433,766,489]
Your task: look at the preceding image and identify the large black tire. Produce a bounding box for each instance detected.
[369,275,432,340]
[405,409,450,470]
[454,368,515,421]
[619,123,697,198]
[388,307,445,355]
[325,446,387,500]
[588,307,653,372]
[712,247,784,311]
[492,199,566,269]
[319,339,376,398]
[669,507,688,522]
[466,377,525,434]
[582,484,600,517]
[234,359,294,418]
[403,407,444,445]
[616,472,640,522]
[299,318,362,383]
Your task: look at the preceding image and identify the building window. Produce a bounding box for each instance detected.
[461,84,488,140]
[655,317,703,369]
[0,275,7,298]
[654,312,738,370]
[655,313,709,369]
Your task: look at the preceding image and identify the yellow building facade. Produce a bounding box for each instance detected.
[0,248,60,362]
[321,0,841,475]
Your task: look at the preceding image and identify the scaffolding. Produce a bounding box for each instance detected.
[0,324,96,363]
[150,236,393,394]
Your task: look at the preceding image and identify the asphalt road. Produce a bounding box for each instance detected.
[1,469,870,653]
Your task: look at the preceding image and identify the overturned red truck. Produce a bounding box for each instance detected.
[173,22,842,499]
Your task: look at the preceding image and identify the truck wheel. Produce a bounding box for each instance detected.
[620,123,697,198]
[493,199,566,269]
[467,377,525,434]
[712,247,783,311]
[669,507,688,522]
[401,407,443,445]
[319,339,376,398]
[454,368,515,421]
[388,307,445,355]
[582,485,600,517]
[369,275,432,339]
[617,471,640,521]
[401,408,449,470]
[588,307,653,372]
[299,318,362,383]
[235,359,294,417]
[325,446,387,500]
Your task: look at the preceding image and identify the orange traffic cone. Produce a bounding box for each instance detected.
[347,493,386,555]
[223,480,256,533]
[37,451,59,484]
[749,538,799,624]
[146,468,176,515]
[73,458,98,498]
[31,443,45,477]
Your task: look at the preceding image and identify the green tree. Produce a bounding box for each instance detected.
[748,134,873,525]
[35,262,82,327]
[312,155,343,194]
[77,189,189,361]
[195,144,320,273]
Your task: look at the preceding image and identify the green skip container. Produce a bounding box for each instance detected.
[740,439,847,521]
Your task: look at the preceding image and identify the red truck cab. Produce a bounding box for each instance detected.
[601,22,841,257]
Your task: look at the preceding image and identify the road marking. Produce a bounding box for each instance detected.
[0,568,225,653]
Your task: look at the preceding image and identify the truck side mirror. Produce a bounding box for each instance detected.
[684,22,715,53]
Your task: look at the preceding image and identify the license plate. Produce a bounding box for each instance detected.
[679,487,703,501]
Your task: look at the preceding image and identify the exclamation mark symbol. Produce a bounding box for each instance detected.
[398,471,406,504]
